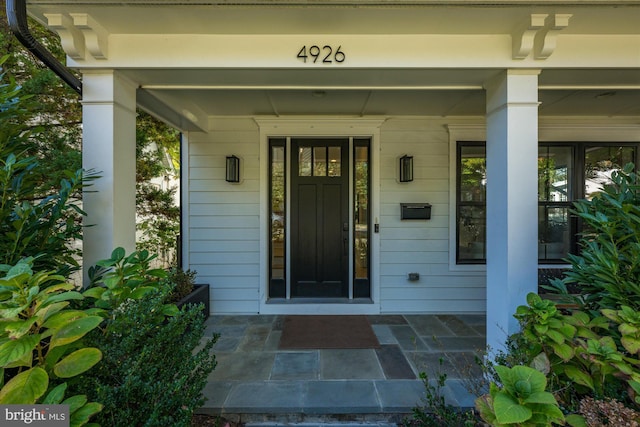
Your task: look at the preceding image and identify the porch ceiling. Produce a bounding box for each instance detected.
[129,68,640,118]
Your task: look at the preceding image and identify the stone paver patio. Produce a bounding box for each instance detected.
[198,314,487,423]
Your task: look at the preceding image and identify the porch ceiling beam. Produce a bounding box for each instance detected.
[139,84,640,90]
[140,85,486,90]
[28,0,640,5]
[137,89,206,132]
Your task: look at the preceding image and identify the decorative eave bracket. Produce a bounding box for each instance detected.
[512,13,572,60]
[44,13,108,60]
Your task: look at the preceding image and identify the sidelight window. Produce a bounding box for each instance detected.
[354,139,370,297]
[269,138,286,297]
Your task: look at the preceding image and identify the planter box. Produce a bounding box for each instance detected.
[176,283,210,320]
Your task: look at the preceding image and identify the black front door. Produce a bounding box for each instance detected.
[291,138,349,297]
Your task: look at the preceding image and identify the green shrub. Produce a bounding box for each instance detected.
[84,247,173,312]
[166,267,197,302]
[76,292,218,427]
[548,163,640,312]
[0,259,103,425]
[0,56,96,277]
[476,365,565,426]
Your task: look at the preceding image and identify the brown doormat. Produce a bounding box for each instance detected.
[279,315,381,349]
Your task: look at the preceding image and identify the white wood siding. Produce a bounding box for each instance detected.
[378,118,485,314]
[186,119,261,314]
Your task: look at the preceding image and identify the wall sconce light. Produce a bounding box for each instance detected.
[226,155,240,183]
[399,155,413,183]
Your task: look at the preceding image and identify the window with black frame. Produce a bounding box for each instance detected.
[456,142,486,264]
[455,141,639,265]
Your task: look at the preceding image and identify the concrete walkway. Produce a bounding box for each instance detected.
[198,315,487,423]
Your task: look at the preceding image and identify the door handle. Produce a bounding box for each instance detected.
[343,223,348,252]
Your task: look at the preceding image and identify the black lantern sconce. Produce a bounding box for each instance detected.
[226,155,240,183]
[399,155,413,183]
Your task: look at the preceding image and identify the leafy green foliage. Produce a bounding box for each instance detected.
[476,365,564,426]
[2,15,181,264]
[0,259,103,425]
[548,164,640,312]
[514,293,577,362]
[0,11,83,195]
[76,292,218,427]
[481,164,640,426]
[602,306,640,356]
[0,57,94,276]
[84,247,174,314]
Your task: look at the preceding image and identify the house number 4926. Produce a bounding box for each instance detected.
[297,45,345,64]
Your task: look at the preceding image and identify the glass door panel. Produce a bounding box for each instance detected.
[269,139,286,297]
[354,139,370,298]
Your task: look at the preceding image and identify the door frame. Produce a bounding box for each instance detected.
[257,118,384,315]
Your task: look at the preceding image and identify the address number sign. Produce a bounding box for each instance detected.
[297,45,345,64]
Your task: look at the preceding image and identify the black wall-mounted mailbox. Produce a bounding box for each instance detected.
[401,203,432,220]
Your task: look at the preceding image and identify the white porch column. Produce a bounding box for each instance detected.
[82,71,137,283]
[484,69,540,353]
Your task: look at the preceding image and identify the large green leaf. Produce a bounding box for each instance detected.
[81,287,105,299]
[523,391,558,405]
[0,334,39,367]
[621,336,640,354]
[2,317,37,339]
[552,342,575,361]
[42,291,83,306]
[512,365,547,393]
[54,348,102,378]
[42,383,67,404]
[0,366,48,403]
[37,301,70,324]
[546,329,565,345]
[130,286,156,299]
[63,394,88,413]
[566,414,588,427]
[563,365,594,390]
[70,402,103,427]
[42,310,87,330]
[49,316,103,350]
[493,392,532,424]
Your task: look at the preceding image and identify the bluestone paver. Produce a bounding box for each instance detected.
[200,314,487,421]
[304,381,380,414]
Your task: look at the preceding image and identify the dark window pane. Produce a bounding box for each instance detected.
[538,146,572,202]
[355,145,368,279]
[459,145,486,202]
[538,206,569,261]
[270,145,285,280]
[313,146,326,176]
[299,147,312,176]
[458,205,486,261]
[328,146,341,177]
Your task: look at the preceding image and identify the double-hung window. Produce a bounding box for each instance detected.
[455,142,639,264]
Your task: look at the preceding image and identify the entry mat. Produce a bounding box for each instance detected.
[278,315,381,349]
